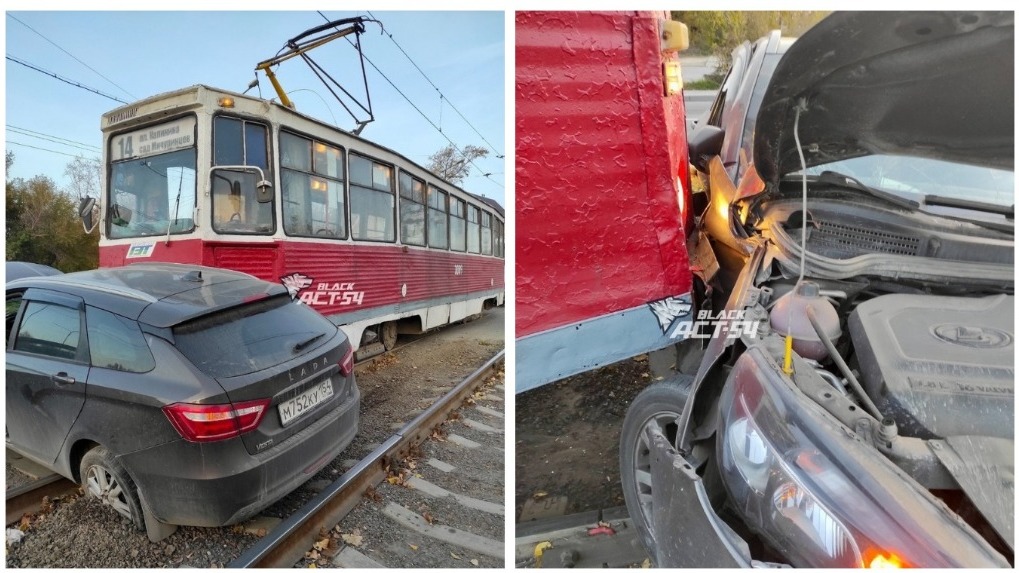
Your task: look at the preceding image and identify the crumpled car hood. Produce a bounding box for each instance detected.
[754,11,1014,186]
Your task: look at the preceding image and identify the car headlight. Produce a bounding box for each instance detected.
[718,347,1008,568]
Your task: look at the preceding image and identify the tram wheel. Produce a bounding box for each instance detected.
[380,321,398,350]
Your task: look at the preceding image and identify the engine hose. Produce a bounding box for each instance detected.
[805,305,884,420]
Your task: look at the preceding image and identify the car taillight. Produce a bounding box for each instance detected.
[163,399,270,442]
[339,345,354,377]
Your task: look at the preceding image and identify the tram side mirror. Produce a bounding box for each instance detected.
[78,196,99,234]
[256,179,274,203]
[688,125,724,173]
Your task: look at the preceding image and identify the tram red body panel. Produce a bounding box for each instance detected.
[99,242,503,320]
[515,11,693,339]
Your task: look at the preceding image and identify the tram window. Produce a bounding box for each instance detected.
[108,149,197,240]
[349,154,395,242]
[427,186,448,250]
[281,131,346,239]
[214,118,243,165]
[449,197,467,252]
[481,211,492,256]
[467,205,481,254]
[399,172,426,246]
[212,117,274,235]
[494,218,503,258]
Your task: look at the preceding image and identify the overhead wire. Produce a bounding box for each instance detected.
[315,11,503,189]
[7,55,128,104]
[6,140,98,159]
[365,10,503,158]
[7,13,136,101]
[6,125,101,153]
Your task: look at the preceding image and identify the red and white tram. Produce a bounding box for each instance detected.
[515,11,693,392]
[87,84,505,358]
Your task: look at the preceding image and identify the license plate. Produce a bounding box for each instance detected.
[278,379,334,426]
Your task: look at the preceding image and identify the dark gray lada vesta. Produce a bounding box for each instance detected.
[621,11,1014,568]
[6,263,359,541]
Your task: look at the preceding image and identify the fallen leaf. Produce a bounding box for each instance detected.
[532,491,548,500]
[408,544,418,551]
[305,550,320,560]
[256,528,268,538]
[534,541,553,568]
[313,538,330,551]
[642,558,651,568]
[451,552,462,560]
[423,512,435,525]
[341,530,363,547]
[307,564,317,569]
[470,559,479,566]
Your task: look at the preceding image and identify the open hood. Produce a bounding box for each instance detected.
[754,11,1014,186]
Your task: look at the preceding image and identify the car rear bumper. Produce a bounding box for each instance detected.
[120,383,360,527]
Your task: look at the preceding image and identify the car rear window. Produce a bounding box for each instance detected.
[172,295,337,378]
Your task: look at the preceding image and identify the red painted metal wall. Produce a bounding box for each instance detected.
[516,11,693,338]
[100,241,503,320]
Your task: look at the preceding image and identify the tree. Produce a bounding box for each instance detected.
[5,155,99,271]
[64,155,102,201]
[427,144,489,185]
[673,11,829,77]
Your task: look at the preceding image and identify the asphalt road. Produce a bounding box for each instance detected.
[684,90,716,136]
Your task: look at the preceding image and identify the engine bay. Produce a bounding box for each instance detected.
[849,293,1013,440]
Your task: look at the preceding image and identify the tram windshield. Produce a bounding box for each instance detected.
[107,117,197,239]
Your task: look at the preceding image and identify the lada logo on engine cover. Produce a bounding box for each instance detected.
[932,324,1012,349]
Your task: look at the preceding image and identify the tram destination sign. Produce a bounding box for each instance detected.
[110,116,196,161]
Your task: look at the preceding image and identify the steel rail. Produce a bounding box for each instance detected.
[6,473,79,526]
[227,349,505,568]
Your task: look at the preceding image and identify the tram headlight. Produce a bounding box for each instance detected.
[716,347,1008,568]
[218,96,235,108]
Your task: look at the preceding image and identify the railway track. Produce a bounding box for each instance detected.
[228,350,505,567]
[5,474,79,527]
[5,316,505,568]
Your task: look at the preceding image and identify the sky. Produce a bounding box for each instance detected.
[3,10,506,205]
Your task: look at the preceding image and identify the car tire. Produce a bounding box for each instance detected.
[619,375,693,565]
[80,446,145,532]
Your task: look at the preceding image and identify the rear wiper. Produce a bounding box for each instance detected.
[812,170,920,210]
[293,333,325,353]
[922,195,1014,220]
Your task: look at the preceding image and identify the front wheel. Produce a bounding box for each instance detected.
[80,446,145,532]
[619,376,693,563]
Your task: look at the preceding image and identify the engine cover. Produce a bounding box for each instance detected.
[849,294,1014,440]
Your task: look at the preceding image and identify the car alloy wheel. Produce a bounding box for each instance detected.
[619,377,692,560]
[85,465,133,520]
[80,446,145,531]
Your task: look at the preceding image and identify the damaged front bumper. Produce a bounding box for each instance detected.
[647,428,751,567]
